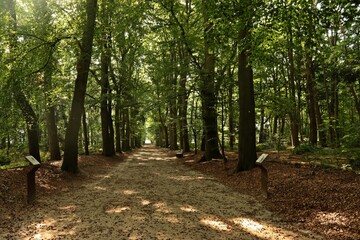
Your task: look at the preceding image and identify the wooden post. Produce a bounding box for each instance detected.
[256,154,269,198]
[25,156,41,204]
[176,149,184,158]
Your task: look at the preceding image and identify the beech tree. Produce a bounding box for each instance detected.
[0,0,359,173]
[62,0,98,173]
[5,0,41,161]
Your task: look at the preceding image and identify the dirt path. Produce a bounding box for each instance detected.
[1,145,322,239]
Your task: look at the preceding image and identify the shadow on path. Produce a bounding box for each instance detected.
[1,145,322,239]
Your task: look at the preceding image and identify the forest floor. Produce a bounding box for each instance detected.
[0,145,358,239]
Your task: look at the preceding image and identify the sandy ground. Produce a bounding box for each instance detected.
[1,145,322,240]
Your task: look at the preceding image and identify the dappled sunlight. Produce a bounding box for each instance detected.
[141,199,151,205]
[93,186,107,191]
[153,202,172,213]
[231,217,310,239]
[168,175,210,181]
[23,217,78,240]
[122,189,138,195]
[58,205,77,212]
[159,215,181,224]
[315,211,348,226]
[179,204,198,212]
[4,146,323,239]
[232,217,264,232]
[105,206,131,214]
[200,218,231,231]
[31,232,54,239]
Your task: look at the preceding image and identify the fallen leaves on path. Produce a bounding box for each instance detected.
[0,147,358,239]
[175,151,360,240]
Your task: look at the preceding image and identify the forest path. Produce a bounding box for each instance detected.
[2,145,322,239]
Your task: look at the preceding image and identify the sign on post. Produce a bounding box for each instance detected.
[25,156,41,204]
[255,154,269,198]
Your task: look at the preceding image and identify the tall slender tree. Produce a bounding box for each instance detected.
[235,1,257,172]
[6,0,41,161]
[62,0,98,173]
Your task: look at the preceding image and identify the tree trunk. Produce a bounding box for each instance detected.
[34,0,61,160]
[228,68,235,151]
[7,0,41,161]
[44,65,61,160]
[14,90,41,161]
[100,0,115,156]
[287,24,300,147]
[200,2,221,161]
[62,0,97,173]
[82,110,90,155]
[169,72,178,150]
[114,88,122,153]
[178,45,190,152]
[122,108,131,151]
[349,83,360,120]
[259,108,266,143]
[305,47,317,145]
[235,27,257,172]
[326,30,339,147]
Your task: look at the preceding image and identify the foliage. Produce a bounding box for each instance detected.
[256,143,271,152]
[348,154,360,170]
[293,144,316,155]
[340,123,360,148]
[0,0,359,172]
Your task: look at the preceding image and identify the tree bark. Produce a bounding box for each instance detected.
[100,0,115,156]
[287,24,300,147]
[328,34,340,147]
[82,110,89,155]
[44,64,61,160]
[62,0,97,173]
[200,0,221,160]
[7,0,41,161]
[169,58,179,150]
[235,27,257,172]
[122,108,131,151]
[349,83,360,120]
[305,49,318,145]
[178,45,190,152]
[228,68,235,151]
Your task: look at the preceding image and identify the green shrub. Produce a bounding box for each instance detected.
[341,123,360,148]
[256,143,271,151]
[348,152,360,170]
[0,155,11,166]
[293,144,316,155]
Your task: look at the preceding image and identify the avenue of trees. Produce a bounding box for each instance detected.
[0,0,359,173]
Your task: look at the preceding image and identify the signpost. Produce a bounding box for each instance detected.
[25,156,41,204]
[256,153,269,198]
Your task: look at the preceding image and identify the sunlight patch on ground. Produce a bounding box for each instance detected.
[58,205,77,212]
[94,186,107,191]
[141,199,151,205]
[105,206,131,213]
[123,189,138,195]
[153,202,172,213]
[231,217,309,239]
[232,218,264,232]
[180,205,198,212]
[31,233,54,239]
[315,211,348,226]
[200,218,231,231]
[26,218,76,240]
[168,175,209,181]
[162,216,181,223]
